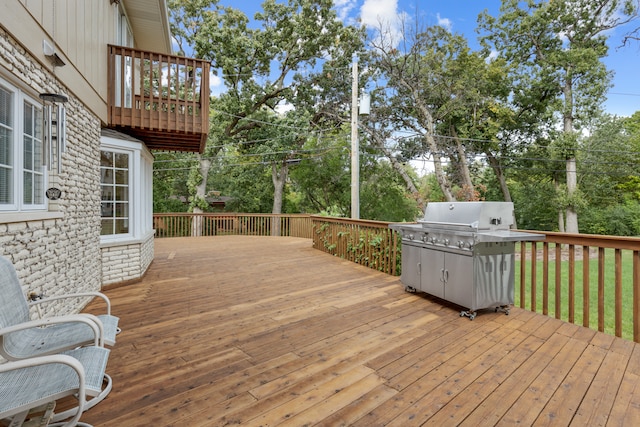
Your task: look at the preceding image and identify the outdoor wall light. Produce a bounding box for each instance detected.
[40,92,68,174]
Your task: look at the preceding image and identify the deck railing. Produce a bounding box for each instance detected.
[310,216,399,276]
[108,45,210,153]
[153,213,313,239]
[152,213,640,342]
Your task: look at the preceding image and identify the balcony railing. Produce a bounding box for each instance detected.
[108,45,210,153]
[152,213,640,343]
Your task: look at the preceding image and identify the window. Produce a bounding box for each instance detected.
[100,134,153,242]
[0,78,45,211]
[100,150,130,235]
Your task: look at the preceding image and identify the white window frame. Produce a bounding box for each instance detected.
[100,135,153,244]
[0,76,47,212]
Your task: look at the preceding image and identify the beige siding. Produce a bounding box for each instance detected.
[2,1,114,123]
[5,1,171,124]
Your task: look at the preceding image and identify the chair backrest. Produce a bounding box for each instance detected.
[0,256,31,329]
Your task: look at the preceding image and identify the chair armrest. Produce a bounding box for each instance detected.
[0,354,87,424]
[30,292,112,315]
[0,314,105,347]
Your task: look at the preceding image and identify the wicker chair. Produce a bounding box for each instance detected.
[0,256,119,361]
[0,346,110,427]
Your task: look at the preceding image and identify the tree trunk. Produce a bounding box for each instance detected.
[271,161,288,236]
[554,178,565,232]
[367,129,426,213]
[565,157,579,233]
[485,151,512,202]
[399,78,455,201]
[451,127,474,200]
[191,156,211,237]
[563,72,579,233]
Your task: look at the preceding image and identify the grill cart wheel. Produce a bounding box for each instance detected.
[460,311,476,320]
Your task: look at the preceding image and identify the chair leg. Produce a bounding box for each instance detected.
[50,374,112,424]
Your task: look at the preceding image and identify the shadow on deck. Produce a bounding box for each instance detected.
[82,236,640,426]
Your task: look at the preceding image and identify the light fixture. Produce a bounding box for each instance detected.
[40,92,68,173]
[43,40,66,67]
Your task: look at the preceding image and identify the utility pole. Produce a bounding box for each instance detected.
[351,54,359,219]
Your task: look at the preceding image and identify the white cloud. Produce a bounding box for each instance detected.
[334,0,358,22]
[209,72,224,97]
[275,100,294,115]
[360,0,405,47]
[436,13,452,31]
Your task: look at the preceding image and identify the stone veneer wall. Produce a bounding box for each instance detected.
[101,232,154,286]
[0,26,102,316]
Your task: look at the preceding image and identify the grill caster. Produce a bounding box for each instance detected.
[460,310,476,320]
[495,305,510,315]
[405,286,417,293]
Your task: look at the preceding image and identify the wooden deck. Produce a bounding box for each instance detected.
[81,236,640,426]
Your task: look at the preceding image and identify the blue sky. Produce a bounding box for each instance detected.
[233,0,639,117]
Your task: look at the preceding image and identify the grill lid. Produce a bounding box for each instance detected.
[418,202,514,231]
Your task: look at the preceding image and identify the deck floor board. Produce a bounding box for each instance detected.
[79,236,640,426]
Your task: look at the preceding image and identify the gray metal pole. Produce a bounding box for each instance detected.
[351,55,359,219]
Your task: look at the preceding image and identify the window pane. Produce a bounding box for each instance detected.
[23,172,32,204]
[101,168,114,184]
[115,219,129,234]
[115,169,128,185]
[0,86,12,127]
[33,173,43,204]
[23,136,33,169]
[0,127,11,168]
[100,151,113,167]
[101,185,114,201]
[23,103,32,135]
[101,219,114,235]
[115,185,128,201]
[101,202,114,217]
[114,202,128,217]
[0,86,12,205]
[0,167,12,203]
[114,153,128,168]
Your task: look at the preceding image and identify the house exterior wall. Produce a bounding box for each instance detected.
[0,1,175,315]
[2,0,115,124]
[0,26,102,316]
[101,232,154,286]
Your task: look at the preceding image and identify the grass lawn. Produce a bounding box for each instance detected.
[515,247,637,341]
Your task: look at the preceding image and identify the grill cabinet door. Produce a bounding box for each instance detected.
[420,248,446,299]
[442,252,474,309]
[400,243,421,291]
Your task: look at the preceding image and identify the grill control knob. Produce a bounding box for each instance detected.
[457,240,464,248]
[408,234,414,240]
[444,239,450,246]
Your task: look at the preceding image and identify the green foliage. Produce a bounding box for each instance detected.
[580,201,640,236]
[509,178,558,231]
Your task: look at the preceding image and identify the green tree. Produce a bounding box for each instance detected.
[168,0,364,227]
[479,0,639,233]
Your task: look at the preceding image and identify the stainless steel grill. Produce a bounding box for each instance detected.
[390,202,545,319]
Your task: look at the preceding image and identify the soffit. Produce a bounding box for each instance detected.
[122,0,172,54]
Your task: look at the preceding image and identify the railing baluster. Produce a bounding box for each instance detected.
[520,241,526,309]
[634,250,640,342]
[543,242,549,316]
[583,245,590,328]
[598,247,605,333]
[531,241,537,312]
[555,244,562,320]
[568,244,575,324]
[615,248,623,337]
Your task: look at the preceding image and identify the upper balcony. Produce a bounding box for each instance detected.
[107,45,210,153]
